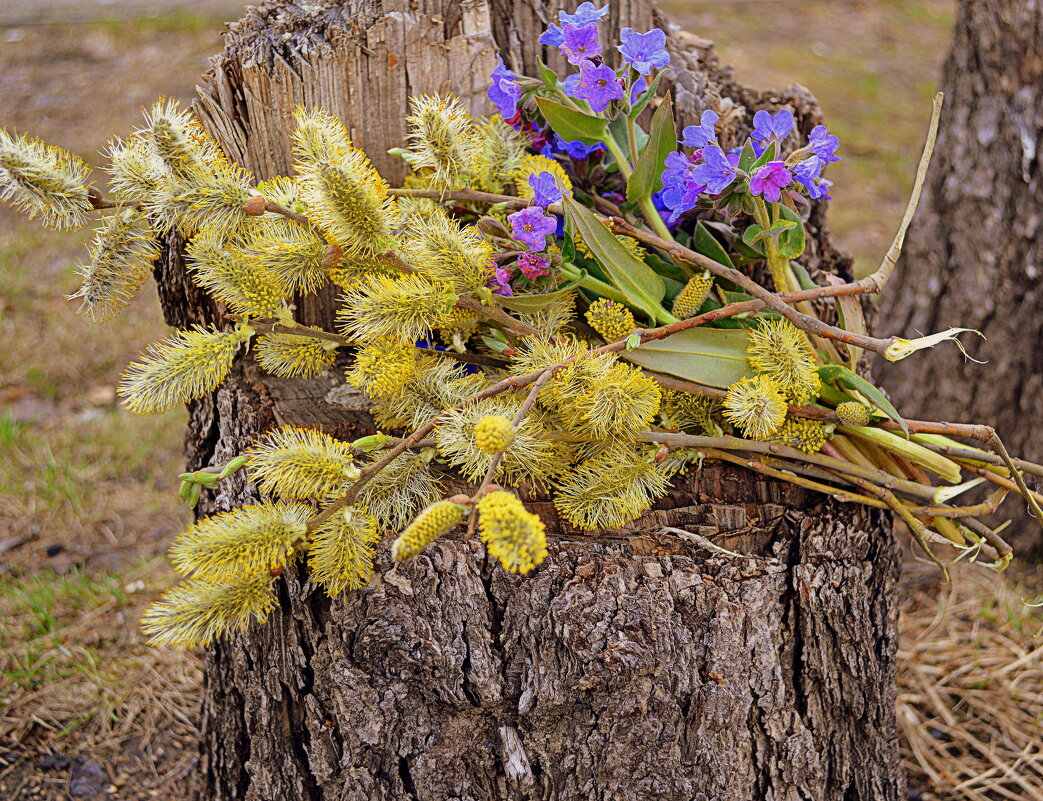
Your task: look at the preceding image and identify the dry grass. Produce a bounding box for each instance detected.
[899,559,1043,800]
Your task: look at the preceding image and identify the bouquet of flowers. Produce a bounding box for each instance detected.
[1,2,1039,650]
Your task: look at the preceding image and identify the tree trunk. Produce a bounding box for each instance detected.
[153,2,904,798]
[876,0,1042,555]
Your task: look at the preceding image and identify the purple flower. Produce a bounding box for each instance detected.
[618,27,670,75]
[691,144,737,195]
[574,60,624,113]
[539,24,565,47]
[808,125,840,163]
[560,23,601,65]
[562,73,581,98]
[792,156,830,200]
[487,56,521,119]
[528,171,566,207]
[517,251,551,280]
[752,108,795,144]
[560,2,609,26]
[554,134,604,159]
[488,267,513,296]
[659,151,704,223]
[680,109,719,148]
[749,160,792,203]
[508,206,557,251]
[630,76,647,103]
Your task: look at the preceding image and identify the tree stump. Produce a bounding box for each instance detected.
[154,2,905,798]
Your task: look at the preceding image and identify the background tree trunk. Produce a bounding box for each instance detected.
[876,0,1042,555]
[153,2,904,798]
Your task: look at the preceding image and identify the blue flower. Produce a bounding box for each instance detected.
[680,109,719,148]
[573,59,624,113]
[562,73,581,98]
[751,108,795,144]
[691,144,737,195]
[528,171,566,207]
[618,27,670,76]
[792,156,830,199]
[554,134,603,159]
[487,56,521,119]
[659,151,704,223]
[508,206,557,251]
[560,2,609,26]
[560,23,601,65]
[488,266,513,296]
[630,76,647,103]
[807,125,840,163]
[538,24,565,47]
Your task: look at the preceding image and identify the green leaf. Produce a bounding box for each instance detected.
[693,222,735,269]
[776,204,806,259]
[818,364,909,437]
[535,97,608,145]
[789,261,817,290]
[630,72,665,118]
[737,140,757,172]
[563,196,666,322]
[536,59,559,94]
[628,92,675,204]
[497,271,587,313]
[741,224,765,253]
[623,327,754,388]
[750,141,777,172]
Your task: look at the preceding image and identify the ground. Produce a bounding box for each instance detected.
[0,2,1040,800]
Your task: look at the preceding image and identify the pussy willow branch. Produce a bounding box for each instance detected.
[247,320,506,368]
[857,92,944,294]
[914,441,1043,478]
[466,367,559,536]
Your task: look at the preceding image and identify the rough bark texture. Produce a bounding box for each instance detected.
[151,1,904,798]
[876,0,1042,555]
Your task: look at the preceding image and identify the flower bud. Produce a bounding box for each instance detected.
[835,401,871,427]
[242,195,268,216]
[884,327,982,362]
[474,415,516,455]
[476,216,510,239]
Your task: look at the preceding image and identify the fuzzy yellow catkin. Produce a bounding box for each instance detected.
[836,401,872,427]
[347,336,418,397]
[771,417,831,454]
[254,330,338,379]
[672,272,714,319]
[391,500,468,561]
[0,128,93,230]
[248,427,360,501]
[722,375,788,440]
[585,298,636,343]
[308,506,380,596]
[119,326,251,414]
[473,115,527,194]
[168,501,312,581]
[68,209,160,323]
[406,95,482,188]
[141,572,276,650]
[473,415,516,455]
[476,491,548,575]
[745,317,820,404]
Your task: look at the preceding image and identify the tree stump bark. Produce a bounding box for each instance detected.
[877,0,1042,555]
[153,2,905,798]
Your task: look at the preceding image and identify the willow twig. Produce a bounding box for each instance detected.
[857,92,944,294]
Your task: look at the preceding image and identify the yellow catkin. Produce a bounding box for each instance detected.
[254,330,338,379]
[585,298,636,343]
[745,317,820,404]
[672,272,714,319]
[771,417,830,454]
[248,427,359,501]
[141,572,275,650]
[168,501,311,581]
[308,506,380,596]
[473,415,516,455]
[476,491,548,575]
[391,500,468,561]
[836,401,872,427]
[347,336,418,398]
[406,95,482,188]
[0,128,93,230]
[119,326,250,414]
[722,375,788,440]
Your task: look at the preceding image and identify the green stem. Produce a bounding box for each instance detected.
[752,197,791,292]
[603,134,633,180]
[626,115,639,169]
[638,195,674,243]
